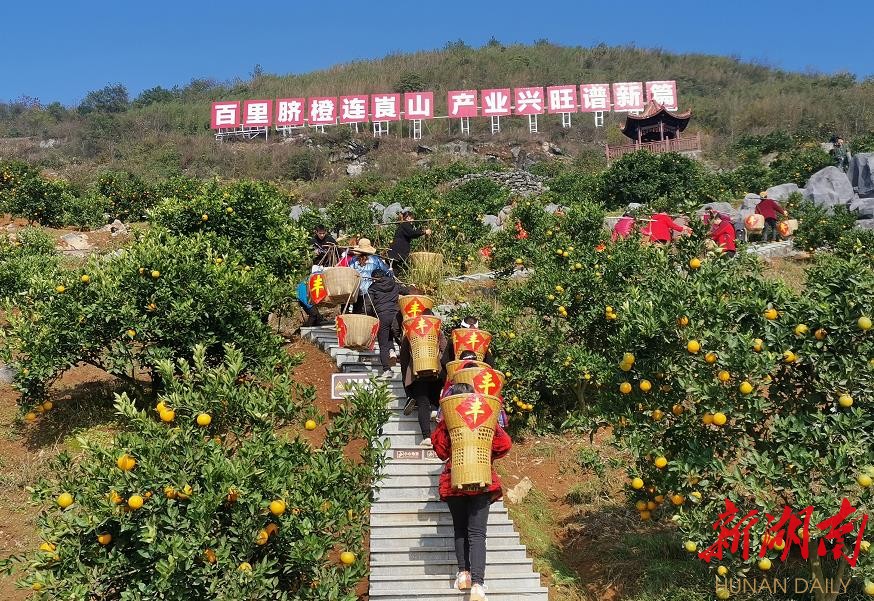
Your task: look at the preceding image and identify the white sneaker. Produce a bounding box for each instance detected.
[430,410,438,420]
[419,437,432,447]
[470,583,487,601]
[388,349,398,359]
[379,369,394,380]
[453,571,471,590]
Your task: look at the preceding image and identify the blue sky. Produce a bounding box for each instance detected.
[0,0,869,106]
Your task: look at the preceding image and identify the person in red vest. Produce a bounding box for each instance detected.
[611,212,635,241]
[709,213,737,257]
[432,383,513,601]
[641,213,690,243]
[755,193,788,242]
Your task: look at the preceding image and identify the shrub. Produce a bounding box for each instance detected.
[0,228,61,301]
[149,180,310,281]
[96,170,158,221]
[1,231,287,406]
[62,191,111,229]
[769,147,833,186]
[789,198,858,252]
[21,346,391,599]
[600,152,721,212]
[717,161,773,197]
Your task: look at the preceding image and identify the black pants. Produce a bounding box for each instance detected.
[298,301,321,327]
[446,494,491,585]
[377,316,395,372]
[406,378,440,438]
[763,218,778,242]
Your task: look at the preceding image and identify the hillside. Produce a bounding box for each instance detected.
[2,41,873,185]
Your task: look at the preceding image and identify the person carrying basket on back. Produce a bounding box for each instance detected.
[387,208,431,273]
[431,382,513,601]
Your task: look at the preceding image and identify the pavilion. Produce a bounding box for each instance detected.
[605,100,701,161]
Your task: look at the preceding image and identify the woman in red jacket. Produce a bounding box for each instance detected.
[432,383,513,601]
[709,213,737,257]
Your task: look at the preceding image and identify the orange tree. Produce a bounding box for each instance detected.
[15,345,391,599]
[149,179,310,281]
[0,230,289,408]
[0,227,61,301]
[476,200,873,597]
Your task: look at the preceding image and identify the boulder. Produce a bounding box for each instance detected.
[482,215,501,231]
[856,219,874,231]
[802,166,854,211]
[442,140,473,155]
[416,144,434,154]
[0,363,14,384]
[346,162,364,177]
[58,233,93,256]
[741,193,761,211]
[369,202,386,216]
[98,219,128,237]
[382,203,403,223]
[626,202,645,213]
[696,201,738,219]
[543,203,569,215]
[848,152,874,198]
[764,183,799,201]
[541,141,563,156]
[850,198,874,219]
[289,205,307,221]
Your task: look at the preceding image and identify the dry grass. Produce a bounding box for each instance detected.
[761,256,810,293]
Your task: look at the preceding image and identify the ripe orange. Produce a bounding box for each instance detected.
[160,409,175,423]
[126,329,136,338]
[631,477,644,490]
[687,340,700,354]
[758,558,772,571]
[256,529,269,545]
[39,542,56,553]
[859,316,872,331]
[717,565,728,576]
[639,510,651,521]
[116,454,136,471]
[24,412,37,422]
[646,500,656,510]
[41,401,53,412]
[55,285,65,294]
[651,409,664,421]
[752,338,763,352]
[239,562,252,572]
[305,419,317,430]
[164,486,176,499]
[109,491,123,505]
[716,587,730,600]
[838,394,853,408]
[794,324,808,336]
[689,258,702,270]
[783,350,797,363]
[702,413,714,425]
[639,379,652,392]
[672,404,684,416]
[127,495,144,510]
[97,533,112,545]
[814,328,827,340]
[203,548,217,563]
[858,474,873,488]
[196,413,212,427]
[80,274,90,284]
[619,382,632,394]
[739,381,753,395]
[201,214,209,222]
[764,308,778,320]
[671,494,685,506]
[340,551,356,565]
[269,499,286,516]
[654,456,668,469]
[677,315,689,327]
[717,370,731,383]
[712,412,727,426]
[684,541,697,552]
[150,270,160,279]
[704,352,717,364]
[635,500,647,511]
[57,493,73,508]
[264,523,279,537]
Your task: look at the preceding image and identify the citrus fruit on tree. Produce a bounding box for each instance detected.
[116,454,136,471]
[687,340,700,353]
[684,541,697,552]
[304,419,317,430]
[196,413,212,427]
[689,258,701,270]
[654,456,668,469]
[97,533,112,545]
[631,477,644,490]
[712,412,727,426]
[339,551,356,565]
[764,308,778,320]
[758,558,772,571]
[127,495,144,510]
[639,379,652,392]
[739,381,753,395]
[718,370,731,382]
[269,499,286,516]
[57,493,73,508]
[619,382,632,394]
[838,394,853,408]
[859,316,872,331]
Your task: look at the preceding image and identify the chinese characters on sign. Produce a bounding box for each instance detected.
[699,499,869,567]
[210,80,677,129]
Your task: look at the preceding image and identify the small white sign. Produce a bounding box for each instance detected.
[331,373,375,399]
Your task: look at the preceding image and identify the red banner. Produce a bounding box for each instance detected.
[447,90,478,118]
[371,93,401,122]
[275,98,305,126]
[211,101,240,129]
[339,95,369,124]
[308,273,328,305]
[513,87,544,115]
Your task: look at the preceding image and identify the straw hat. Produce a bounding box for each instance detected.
[352,238,378,255]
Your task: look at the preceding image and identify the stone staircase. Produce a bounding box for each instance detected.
[301,325,548,601]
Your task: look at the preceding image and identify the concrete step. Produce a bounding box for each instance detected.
[369,557,534,577]
[384,462,444,476]
[375,486,442,501]
[377,474,438,488]
[371,500,507,514]
[370,532,521,551]
[380,419,428,434]
[379,433,428,448]
[368,571,541,588]
[370,522,519,538]
[371,511,515,527]
[370,587,548,600]
[372,545,529,564]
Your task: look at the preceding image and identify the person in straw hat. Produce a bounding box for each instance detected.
[431,382,513,600]
[348,237,391,315]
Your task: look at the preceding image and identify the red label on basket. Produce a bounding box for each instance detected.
[473,368,502,396]
[403,297,427,318]
[336,316,348,347]
[368,321,380,351]
[308,273,328,305]
[405,316,438,339]
[455,394,493,430]
[453,330,490,354]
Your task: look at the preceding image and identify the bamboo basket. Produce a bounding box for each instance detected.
[399,295,435,319]
[451,329,493,361]
[336,314,380,351]
[445,359,491,382]
[453,367,505,397]
[409,251,444,270]
[403,315,442,377]
[322,267,360,306]
[440,393,501,489]
[778,219,799,237]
